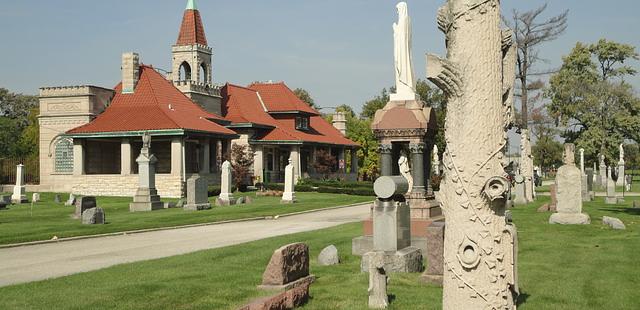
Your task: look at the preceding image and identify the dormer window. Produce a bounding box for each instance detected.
[295,116,309,130]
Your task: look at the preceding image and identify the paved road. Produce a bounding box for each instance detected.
[0,203,371,287]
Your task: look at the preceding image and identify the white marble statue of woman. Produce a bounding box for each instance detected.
[619,143,625,163]
[390,2,417,101]
[398,152,413,193]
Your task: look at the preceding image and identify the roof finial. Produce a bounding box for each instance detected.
[186,0,197,10]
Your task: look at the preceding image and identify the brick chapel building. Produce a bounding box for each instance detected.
[38,0,358,197]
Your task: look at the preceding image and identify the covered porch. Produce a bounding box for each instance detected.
[62,130,232,197]
[252,143,359,184]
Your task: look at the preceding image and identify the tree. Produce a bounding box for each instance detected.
[293,88,317,109]
[0,117,22,157]
[529,107,563,172]
[230,144,254,190]
[547,39,640,165]
[15,108,40,159]
[505,4,568,128]
[313,149,336,179]
[360,88,391,119]
[416,79,447,158]
[0,88,38,129]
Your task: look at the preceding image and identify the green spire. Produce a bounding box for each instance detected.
[186,0,197,10]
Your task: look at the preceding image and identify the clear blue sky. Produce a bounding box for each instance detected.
[1,0,639,115]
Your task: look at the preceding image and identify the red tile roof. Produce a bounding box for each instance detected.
[176,9,208,46]
[248,82,320,115]
[222,83,357,147]
[67,65,236,136]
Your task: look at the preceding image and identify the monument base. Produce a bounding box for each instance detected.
[183,203,212,211]
[352,235,436,256]
[11,196,28,204]
[360,247,423,273]
[605,197,617,205]
[215,197,237,206]
[129,188,163,212]
[281,192,296,204]
[549,213,590,225]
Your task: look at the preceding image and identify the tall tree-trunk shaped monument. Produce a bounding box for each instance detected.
[427,0,518,309]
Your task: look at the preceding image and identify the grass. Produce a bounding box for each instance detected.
[0,192,371,245]
[0,196,639,309]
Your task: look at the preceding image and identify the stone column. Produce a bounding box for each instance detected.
[121,139,132,175]
[351,148,359,174]
[200,138,210,174]
[427,0,518,308]
[253,145,264,184]
[216,140,223,170]
[73,139,84,176]
[409,143,426,194]
[432,145,440,176]
[310,146,317,174]
[379,144,393,176]
[338,147,346,173]
[425,142,434,196]
[290,145,301,182]
[171,137,183,176]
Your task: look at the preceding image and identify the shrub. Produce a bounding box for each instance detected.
[231,144,254,189]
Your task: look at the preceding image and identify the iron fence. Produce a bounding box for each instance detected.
[0,157,39,185]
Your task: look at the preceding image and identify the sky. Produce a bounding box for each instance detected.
[1,0,639,118]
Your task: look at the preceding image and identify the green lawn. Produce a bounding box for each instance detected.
[0,192,371,245]
[0,196,638,309]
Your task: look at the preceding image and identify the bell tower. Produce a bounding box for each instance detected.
[171,0,222,114]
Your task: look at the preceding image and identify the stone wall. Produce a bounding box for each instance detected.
[36,172,220,198]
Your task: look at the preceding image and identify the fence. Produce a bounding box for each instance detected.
[0,157,39,185]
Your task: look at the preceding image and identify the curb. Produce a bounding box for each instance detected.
[0,201,372,250]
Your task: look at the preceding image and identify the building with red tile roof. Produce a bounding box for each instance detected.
[37,0,358,197]
[222,83,359,183]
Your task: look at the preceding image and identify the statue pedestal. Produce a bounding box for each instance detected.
[353,193,442,256]
[129,188,164,212]
[129,153,163,212]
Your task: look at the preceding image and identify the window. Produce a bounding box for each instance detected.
[179,61,191,81]
[295,116,309,130]
[55,139,74,173]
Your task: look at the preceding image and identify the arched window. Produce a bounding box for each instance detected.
[179,61,191,81]
[199,63,207,84]
[55,139,74,173]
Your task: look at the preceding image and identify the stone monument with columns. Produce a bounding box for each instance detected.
[11,164,28,204]
[371,1,442,250]
[129,133,163,212]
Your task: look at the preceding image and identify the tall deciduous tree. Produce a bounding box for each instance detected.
[505,4,568,129]
[547,39,640,165]
[293,88,317,109]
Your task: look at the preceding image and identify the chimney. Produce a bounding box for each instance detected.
[121,52,140,94]
[332,112,347,136]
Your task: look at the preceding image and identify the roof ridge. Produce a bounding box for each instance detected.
[227,83,258,92]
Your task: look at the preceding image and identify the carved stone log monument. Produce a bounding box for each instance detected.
[427,0,519,308]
